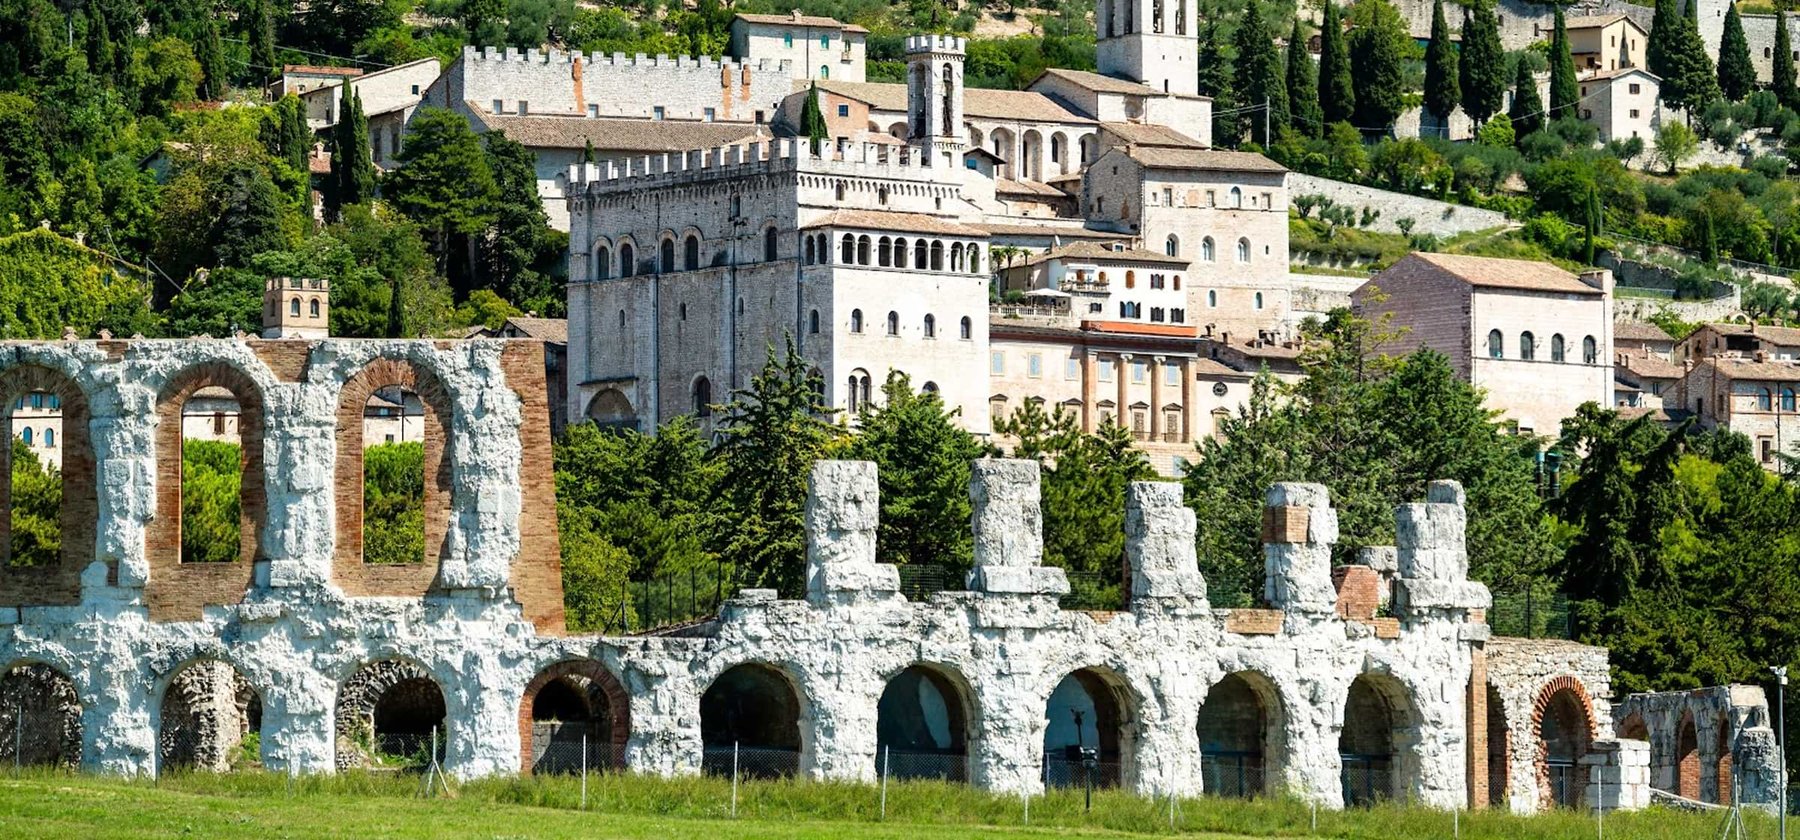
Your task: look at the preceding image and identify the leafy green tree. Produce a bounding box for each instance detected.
[555,417,719,584]
[1318,0,1355,126]
[181,439,242,564]
[1699,209,1719,262]
[713,339,839,597]
[1584,183,1602,265]
[1286,20,1322,138]
[1477,113,1516,148]
[8,439,60,567]
[211,161,290,269]
[130,36,203,116]
[1422,0,1459,133]
[165,266,263,337]
[1654,120,1698,173]
[1459,0,1507,125]
[843,372,989,574]
[1548,8,1580,121]
[556,501,636,632]
[1233,0,1288,146]
[330,204,457,338]
[479,131,556,312]
[0,228,155,339]
[363,441,424,564]
[384,107,498,288]
[1198,20,1238,146]
[1347,0,1410,133]
[247,0,278,85]
[801,82,828,154]
[1509,58,1544,139]
[328,84,377,219]
[1777,11,1798,110]
[194,17,228,101]
[1719,4,1755,102]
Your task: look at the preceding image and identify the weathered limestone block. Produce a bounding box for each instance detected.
[1125,482,1206,604]
[1393,481,1489,615]
[1734,725,1784,811]
[967,459,1067,596]
[804,461,899,605]
[1358,546,1397,608]
[1263,483,1336,614]
[1581,739,1653,812]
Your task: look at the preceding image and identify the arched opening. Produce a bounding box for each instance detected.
[700,663,803,779]
[309,298,321,318]
[886,311,899,336]
[809,310,821,334]
[1043,668,1130,789]
[159,659,262,772]
[0,662,80,768]
[1340,673,1416,806]
[914,239,929,269]
[289,297,301,316]
[151,366,264,621]
[960,316,972,340]
[1536,684,1592,809]
[1,369,92,606]
[876,664,971,782]
[362,386,425,564]
[692,377,712,418]
[594,244,612,280]
[850,309,864,334]
[683,234,700,271]
[857,235,872,265]
[1520,331,1536,362]
[1197,671,1283,798]
[618,242,636,277]
[763,226,778,262]
[520,660,630,775]
[336,660,447,770]
[804,237,815,265]
[841,234,856,264]
[585,390,636,432]
[334,359,452,598]
[930,241,944,271]
[1021,130,1043,181]
[878,236,892,267]
[1676,711,1700,800]
[923,314,937,338]
[1714,713,1733,805]
[894,237,909,269]
[660,237,676,273]
[1487,685,1510,808]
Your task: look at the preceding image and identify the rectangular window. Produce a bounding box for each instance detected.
[1150,307,1164,323]
[1162,187,1172,206]
[755,110,766,124]
[1206,190,1215,207]
[1630,109,1640,118]
[518,100,529,115]
[990,351,1005,375]
[1262,192,1272,208]
[837,104,850,117]
[820,34,830,48]
[1066,358,1080,380]
[1131,361,1147,383]
[1628,83,1641,94]
[653,106,665,120]
[410,84,420,95]
[1164,365,1180,386]
[1028,354,1043,378]
[588,104,599,117]
[1171,308,1185,323]
[1763,437,1775,463]
[1099,360,1115,382]
[703,108,716,121]
[492,99,503,114]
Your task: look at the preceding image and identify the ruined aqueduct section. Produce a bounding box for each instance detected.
[0,338,1753,813]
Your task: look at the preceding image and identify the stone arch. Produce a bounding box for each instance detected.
[158,658,262,772]
[1675,709,1700,799]
[332,357,454,598]
[990,127,1016,179]
[1197,670,1285,798]
[1487,684,1511,808]
[1051,131,1070,174]
[1340,672,1419,806]
[1713,712,1733,804]
[700,662,806,779]
[585,389,635,431]
[0,364,94,606]
[518,659,631,774]
[148,361,266,622]
[876,662,975,782]
[1531,675,1595,809]
[0,660,80,769]
[1043,666,1135,789]
[592,238,612,280]
[335,658,447,770]
[1021,129,1043,181]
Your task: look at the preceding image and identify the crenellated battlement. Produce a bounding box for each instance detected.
[904,34,967,54]
[460,44,792,74]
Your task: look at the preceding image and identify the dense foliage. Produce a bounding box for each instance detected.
[363,441,425,565]
[8,439,59,567]
[181,439,242,564]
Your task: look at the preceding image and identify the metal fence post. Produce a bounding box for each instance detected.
[13,703,21,772]
[731,740,739,818]
[580,732,588,811]
[880,746,889,820]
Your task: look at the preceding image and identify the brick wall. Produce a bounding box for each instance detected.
[1332,565,1381,621]
[501,343,566,632]
[331,357,452,599]
[0,365,91,607]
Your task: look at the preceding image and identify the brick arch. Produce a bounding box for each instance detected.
[332,357,453,598]
[1675,709,1700,799]
[147,362,265,622]
[1714,712,1733,804]
[0,364,94,606]
[334,657,447,770]
[517,659,630,774]
[1530,675,1597,810]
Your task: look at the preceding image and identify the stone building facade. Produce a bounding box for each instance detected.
[0,361,1642,814]
[1614,685,1785,811]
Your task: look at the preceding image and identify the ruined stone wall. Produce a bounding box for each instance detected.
[1615,685,1785,812]
[1485,638,1614,814]
[0,352,1619,815]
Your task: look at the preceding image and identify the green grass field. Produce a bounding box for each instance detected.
[0,769,1778,839]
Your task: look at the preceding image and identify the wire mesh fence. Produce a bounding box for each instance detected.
[1339,755,1392,808]
[1199,752,1265,799]
[701,744,801,780]
[374,732,445,771]
[1546,761,1579,808]
[530,726,624,776]
[1042,755,1123,790]
[1488,589,1573,640]
[875,749,968,783]
[594,564,738,635]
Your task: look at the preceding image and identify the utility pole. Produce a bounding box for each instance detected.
[1263,99,1270,147]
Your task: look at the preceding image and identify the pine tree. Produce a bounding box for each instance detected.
[1718,3,1756,102]
[1548,7,1580,121]
[328,84,377,219]
[1197,20,1238,146]
[1509,58,1544,139]
[1648,0,1681,82]
[194,17,228,100]
[480,131,552,307]
[1348,0,1409,133]
[1318,0,1355,125]
[385,108,499,280]
[1422,0,1459,134]
[1287,20,1323,138]
[801,83,828,154]
[1459,0,1507,124]
[842,372,988,574]
[1233,0,1288,146]
[1778,12,1799,110]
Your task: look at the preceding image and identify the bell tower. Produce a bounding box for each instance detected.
[905,35,966,168]
[1095,0,1197,96]
[262,276,331,339]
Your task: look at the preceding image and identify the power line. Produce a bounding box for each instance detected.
[220,36,392,70]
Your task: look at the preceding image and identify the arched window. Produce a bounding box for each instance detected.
[923,314,937,338]
[42,427,52,447]
[967,243,981,274]
[309,298,320,318]
[816,233,829,264]
[835,183,846,201]
[930,240,944,271]
[764,226,778,261]
[1236,238,1250,262]
[804,237,815,265]
[950,243,964,272]
[1202,237,1215,262]
[1253,292,1263,309]
[1520,331,1536,361]
[619,243,635,277]
[960,316,972,339]
[289,297,301,316]
[1229,187,1242,208]
[809,310,821,334]
[857,235,872,265]
[821,65,829,79]
[660,238,676,273]
[785,33,793,47]
[915,240,928,268]
[1760,388,1775,411]
[841,234,856,264]
[20,427,31,446]
[1172,275,1182,291]
[850,309,864,333]
[683,234,700,271]
[886,311,899,336]
[692,377,713,418]
[1125,271,1136,289]
[1551,334,1566,362]
[1207,290,1217,307]
[894,238,909,269]
[1488,330,1504,359]
[595,245,611,279]
[878,236,892,267]
[1165,234,1179,257]
[1582,335,1598,364]
[1785,388,1797,412]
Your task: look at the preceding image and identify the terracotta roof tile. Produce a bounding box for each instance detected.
[1099,122,1205,148]
[734,13,867,33]
[1376,252,1601,296]
[1024,241,1188,267]
[805,209,987,237]
[1614,321,1673,342]
[1702,322,1800,347]
[1701,357,1800,381]
[1123,146,1287,173]
[1036,68,1156,95]
[467,111,769,151]
[502,317,568,343]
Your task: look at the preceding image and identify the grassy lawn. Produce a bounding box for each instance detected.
[0,770,1778,839]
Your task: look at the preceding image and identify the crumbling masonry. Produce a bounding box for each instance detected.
[0,338,1657,812]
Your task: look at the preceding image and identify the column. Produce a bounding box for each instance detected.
[1179,357,1193,443]
[1080,350,1097,433]
[1148,355,1164,441]
[1116,353,1132,430]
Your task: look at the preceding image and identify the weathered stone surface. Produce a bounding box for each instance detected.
[1614,683,1785,812]
[805,461,899,606]
[968,459,1043,569]
[1263,483,1336,614]
[1125,482,1205,604]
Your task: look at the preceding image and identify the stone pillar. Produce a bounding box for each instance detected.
[1581,739,1652,812]
[1393,481,1491,619]
[966,459,1067,595]
[263,415,336,589]
[1261,483,1337,615]
[1467,645,1489,809]
[1125,481,1206,608]
[804,460,899,606]
[1179,357,1193,442]
[80,640,155,776]
[1116,353,1131,430]
[1148,356,1162,440]
[1733,724,1785,813]
[1080,351,1096,433]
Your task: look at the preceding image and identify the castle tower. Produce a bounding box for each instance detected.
[1095,0,1197,96]
[262,276,331,339]
[905,35,967,168]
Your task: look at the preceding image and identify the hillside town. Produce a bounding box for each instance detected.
[8,0,1800,835]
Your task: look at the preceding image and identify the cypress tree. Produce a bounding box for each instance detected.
[1700,211,1718,263]
[1318,0,1355,125]
[1348,0,1409,132]
[195,18,229,101]
[328,84,377,217]
[1583,185,1601,266]
[249,0,277,85]
[281,95,310,175]
[1718,3,1756,102]
[1233,0,1288,145]
[1668,10,1721,117]
[1459,0,1507,124]
[1778,12,1799,110]
[1648,0,1681,82]
[1548,7,1580,121]
[581,138,596,164]
[801,83,828,154]
[1422,0,1460,134]
[1287,19,1323,138]
[1509,58,1544,139]
[1198,21,1238,146]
